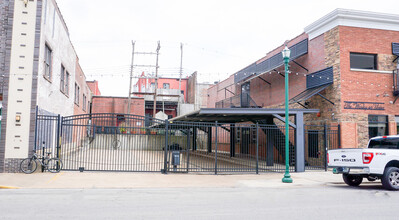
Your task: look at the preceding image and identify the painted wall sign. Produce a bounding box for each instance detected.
[344,101,385,110]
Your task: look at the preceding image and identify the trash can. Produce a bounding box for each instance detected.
[172,151,180,166]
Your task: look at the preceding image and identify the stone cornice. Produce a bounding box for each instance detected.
[304,8,399,40]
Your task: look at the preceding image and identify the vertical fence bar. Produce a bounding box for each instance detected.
[215,121,218,175]
[256,122,259,174]
[34,106,38,152]
[338,124,341,149]
[324,123,328,171]
[56,115,61,159]
[163,120,169,174]
[186,128,190,173]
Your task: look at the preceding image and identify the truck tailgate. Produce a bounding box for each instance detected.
[328,149,364,167]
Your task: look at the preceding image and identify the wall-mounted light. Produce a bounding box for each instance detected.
[16,115,21,122]
[23,0,28,7]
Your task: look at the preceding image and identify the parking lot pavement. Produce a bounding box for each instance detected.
[0,170,353,189]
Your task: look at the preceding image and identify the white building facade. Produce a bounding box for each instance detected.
[0,0,89,172]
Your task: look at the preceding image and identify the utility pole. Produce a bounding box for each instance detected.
[179,43,183,103]
[153,41,161,117]
[127,41,135,114]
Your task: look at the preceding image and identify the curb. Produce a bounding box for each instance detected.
[0,185,20,189]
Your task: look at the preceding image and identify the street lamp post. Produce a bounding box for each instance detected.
[282,46,293,183]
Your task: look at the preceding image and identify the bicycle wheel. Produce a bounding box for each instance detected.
[112,139,120,150]
[20,158,38,174]
[47,158,63,173]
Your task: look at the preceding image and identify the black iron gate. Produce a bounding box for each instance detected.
[304,124,341,170]
[34,109,61,160]
[35,113,340,173]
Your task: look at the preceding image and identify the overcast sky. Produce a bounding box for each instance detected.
[56,0,398,96]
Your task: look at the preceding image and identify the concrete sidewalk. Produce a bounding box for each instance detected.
[0,171,349,189]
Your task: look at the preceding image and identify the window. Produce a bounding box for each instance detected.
[82,94,87,111]
[44,44,52,79]
[163,83,170,89]
[60,65,69,96]
[368,115,388,138]
[60,65,65,92]
[396,116,399,135]
[350,53,377,70]
[74,83,80,105]
[369,138,399,149]
[65,71,69,95]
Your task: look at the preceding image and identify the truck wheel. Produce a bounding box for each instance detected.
[381,167,399,190]
[343,174,363,186]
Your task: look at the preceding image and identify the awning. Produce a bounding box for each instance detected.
[234,39,308,84]
[170,108,319,123]
[289,84,331,104]
[289,66,334,106]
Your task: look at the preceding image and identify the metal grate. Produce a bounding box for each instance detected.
[234,39,308,83]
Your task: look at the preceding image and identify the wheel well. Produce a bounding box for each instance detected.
[385,160,399,169]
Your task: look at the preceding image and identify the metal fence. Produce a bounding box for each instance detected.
[60,113,164,172]
[34,112,61,159]
[35,113,340,173]
[163,121,296,174]
[304,124,340,170]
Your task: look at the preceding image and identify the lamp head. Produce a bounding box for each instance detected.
[282,46,291,59]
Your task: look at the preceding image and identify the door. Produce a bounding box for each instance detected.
[241,82,250,107]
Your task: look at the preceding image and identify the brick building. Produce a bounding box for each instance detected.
[133,72,188,118]
[91,96,145,116]
[208,9,399,148]
[73,59,92,116]
[87,80,101,96]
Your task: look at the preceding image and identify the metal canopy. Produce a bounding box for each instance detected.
[170,108,319,123]
[234,39,308,84]
[289,84,331,104]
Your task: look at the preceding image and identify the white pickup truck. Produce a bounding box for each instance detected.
[328,135,399,190]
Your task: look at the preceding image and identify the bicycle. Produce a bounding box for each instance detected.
[20,151,63,174]
[112,127,121,150]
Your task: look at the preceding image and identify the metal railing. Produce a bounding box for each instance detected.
[394,69,399,96]
[215,93,259,108]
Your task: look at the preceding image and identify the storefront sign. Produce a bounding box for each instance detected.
[344,101,385,110]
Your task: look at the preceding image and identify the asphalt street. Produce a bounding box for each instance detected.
[1,184,398,220]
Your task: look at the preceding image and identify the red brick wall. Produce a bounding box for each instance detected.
[87,80,101,96]
[338,26,399,147]
[92,96,145,116]
[136,77,188,102]
[207,75,235,108]
[339,26,399,116]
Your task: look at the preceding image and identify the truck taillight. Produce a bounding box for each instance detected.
[327,153,329,164]
[362,152,374,164]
